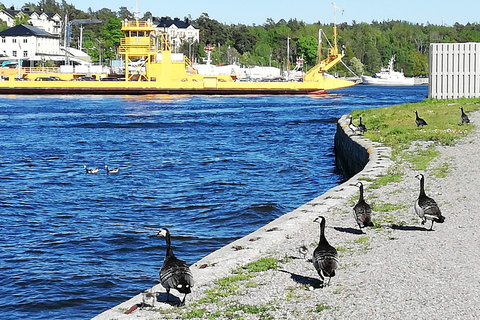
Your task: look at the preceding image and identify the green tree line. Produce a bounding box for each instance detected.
[2,1,480,76]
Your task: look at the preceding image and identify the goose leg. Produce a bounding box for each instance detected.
[430,220,434,231]
[179,294,187,306]
[166,288,170,302]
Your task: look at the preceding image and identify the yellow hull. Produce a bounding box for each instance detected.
[0,74,354,95]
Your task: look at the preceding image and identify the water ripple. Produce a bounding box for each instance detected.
[0,86,428,319]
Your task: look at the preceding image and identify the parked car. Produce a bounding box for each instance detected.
[35,76,62,81]
[100,77,121,81]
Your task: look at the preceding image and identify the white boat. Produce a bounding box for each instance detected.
[361,56,415,86]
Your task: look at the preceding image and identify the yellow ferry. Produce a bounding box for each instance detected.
[0,20,354,95]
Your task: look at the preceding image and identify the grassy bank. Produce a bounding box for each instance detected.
[350,97,480,149]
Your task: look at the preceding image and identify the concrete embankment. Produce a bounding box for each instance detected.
[92,115,393,320]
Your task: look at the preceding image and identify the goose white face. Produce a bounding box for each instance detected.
[157,228,168,237]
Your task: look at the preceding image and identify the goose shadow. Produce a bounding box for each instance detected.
[155,292,183,306]
[333,226,364,235]
[391,224,430,231]
[278,269,323,288]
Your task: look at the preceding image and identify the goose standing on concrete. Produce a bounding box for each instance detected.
[348,115,358,133]
[104,165,120,174]
[312,216,338,286]
[460,107,470,124]
[415,110,428,127]
[353,182,374,229]
[84,165,99,174]
[414,174,445,230]
[157,228,194,306]
[357,116,367,134]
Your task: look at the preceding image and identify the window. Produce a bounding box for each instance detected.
[23,51,28,57]
[12,38,17,43]
[12,50,17,57]
[1,37,5,43]
[23,39,27,43]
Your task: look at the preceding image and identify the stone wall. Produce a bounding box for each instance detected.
[334,115,392,180]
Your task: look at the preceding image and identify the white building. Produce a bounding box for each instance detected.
[153,17,199,50]
[0,7,62,36]
[0,24,61,65]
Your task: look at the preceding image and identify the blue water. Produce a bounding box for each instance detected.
[0,85,427,319]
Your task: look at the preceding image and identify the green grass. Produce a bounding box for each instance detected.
[368,172,403,189]
[404,145,440,170]
[183,308,207,319]
[373,202,406,212]
[238,257,279,273]
[315,303,331,312]
[351,98,479,151]
[431,160,452,178]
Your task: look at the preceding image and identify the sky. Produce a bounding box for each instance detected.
[7,0,480,26]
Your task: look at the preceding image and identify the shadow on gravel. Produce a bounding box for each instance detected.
[391,224,430,231]
[155,292,183,306]
[278,269,323,288]
[333,227,364,234]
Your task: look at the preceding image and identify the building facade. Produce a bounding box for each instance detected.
[0,24,60,65]
[153,17,199,50]
[0,7,62,36]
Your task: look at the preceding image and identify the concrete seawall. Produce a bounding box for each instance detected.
[92,115,393,320]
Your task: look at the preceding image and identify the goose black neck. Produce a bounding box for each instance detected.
[319,218,327,242]
[359,183,364,200]
[164,230,174,257]
[419,176,426,197]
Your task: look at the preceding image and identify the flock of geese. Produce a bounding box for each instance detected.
[152,107,469,306]
[84,164,119,174]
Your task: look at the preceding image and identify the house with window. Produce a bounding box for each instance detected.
[153,17,199,50]
[0,7,62,36]
[0,24,61,66]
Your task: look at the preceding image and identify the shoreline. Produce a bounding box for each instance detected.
[92,115,393,319]
[93,110,480,319]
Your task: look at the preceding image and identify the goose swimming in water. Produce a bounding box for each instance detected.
[460,107,470,124]
[415,110,428,127]
[414,174,445,230]
[312,216,338,286]
[84,165,99,174]
[353,182,374,229]
[157,228,194,306]
[104,165,120,174]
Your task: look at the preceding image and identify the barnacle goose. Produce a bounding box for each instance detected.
[353,182,374,229]
[414,174,445,230]
[84,165,99,174]
[157,228,194,306]
[312,216,338,286]
[415,110,428,127]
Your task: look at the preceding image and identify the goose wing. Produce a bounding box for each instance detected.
[313,245,338,277]
[417,196,442,220]
[353,200,373,227]
[160,256,194,293]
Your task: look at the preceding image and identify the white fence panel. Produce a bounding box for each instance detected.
[429,42,480,99]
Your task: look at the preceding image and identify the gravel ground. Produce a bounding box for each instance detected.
[94,111,480,320]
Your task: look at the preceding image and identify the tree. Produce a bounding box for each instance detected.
[14,12,29,26]
[117,6,133,20]
[296,36,318,66]
[348,57,364,75]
